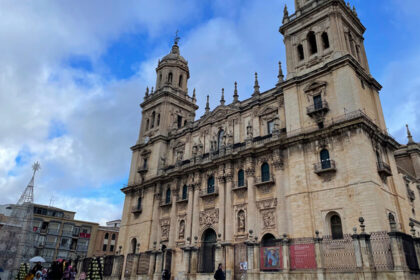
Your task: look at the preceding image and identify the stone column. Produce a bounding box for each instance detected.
[246,242,255,272]
[148,251,156,276]
[190,247,199,274]
[191,183,201,241]
[245,158,256,236]
[358,233,374,273]
[388,232,408,272]
[131,254,140,276]
[215,240,223,270]
[281,235,290,272]
[225,171,233,242]
[153,251,163,280]
[168,186,177,248]
[186,184,194,241]
[351,233,363,268]
[149,185,161,249]
[313,232,325,280]
[224,245,234,280]
[218,176,226,240]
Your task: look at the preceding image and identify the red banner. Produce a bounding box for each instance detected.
[260,246,282,270]
[79,232,91,238]
[290,244,316,270]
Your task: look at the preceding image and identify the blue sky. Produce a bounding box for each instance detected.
[0,0,419,224]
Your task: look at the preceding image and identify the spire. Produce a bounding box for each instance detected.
[174,30,180,45]
[406,124,415,144]
[205,95,210,114]
[192,88,196,102]
[233,81,239,103]
[277,61,284,84]
[282,5,289,24]
[220,88,225,106]
[253,72,260,96]
[151,87,154,94]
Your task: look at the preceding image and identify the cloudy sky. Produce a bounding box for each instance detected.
[0,0,419,225]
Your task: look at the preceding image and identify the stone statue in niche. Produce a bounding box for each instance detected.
[198,138,204,154]
[160,156,166,167]
[192,145,198,157]
[176,150,184,162]
[179,220,185,239]
[273,118,280,132]
[246,121,253,139]
[238,211,246,232]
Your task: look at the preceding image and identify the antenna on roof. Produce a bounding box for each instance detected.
[49,195,55,208]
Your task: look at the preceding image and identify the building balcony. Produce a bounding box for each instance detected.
[137,166,148,174]
[59,244,71,250]
[232,181,248,191]
[377,161,392,177]
[307,101,329,116]
[62,230,73,237]
[160,200,172,207]
[45,242,56,249]
[131,206,142,214]
[200,186,219,198]
[314,160,336,174]
[76,245,88,252]
[47,229,60,235]
[255,175,275,187]
[176,197,188,203]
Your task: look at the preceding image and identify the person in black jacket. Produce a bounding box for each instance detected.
[161,269,170,280]
[214,263,225,280]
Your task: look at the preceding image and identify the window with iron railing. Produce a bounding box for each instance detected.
[207,176,215,194]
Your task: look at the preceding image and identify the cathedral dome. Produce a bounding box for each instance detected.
[160,43,188,65]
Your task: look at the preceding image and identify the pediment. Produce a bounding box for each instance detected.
[257,105,277,116]
[200,106,239,125]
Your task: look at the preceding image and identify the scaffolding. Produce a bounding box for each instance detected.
[0,162,40,280]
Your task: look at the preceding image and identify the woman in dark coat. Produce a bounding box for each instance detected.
[214,263,225,280]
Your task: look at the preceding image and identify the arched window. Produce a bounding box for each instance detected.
[207,176,215,194]
[178,75,183,87]
[217,130,224,150]
[111,234,116,240]
[320,149,331,169]
[261,163,270,182]
[261,233,276,246]
[104,233,109,239]
[307,31,318,55]
[157,114,160,127]
[201,228,217,273]
[151,111,155,128]
[168,72,173,84]
[322,32,330,49]
[165,188,171,204]
[297,44,304,60]
[331,215,343,239]
[146,119,149,130]
[137,197,142,210]
[131,238,137,254]
[182,185,188,200]
[238,169,245,187]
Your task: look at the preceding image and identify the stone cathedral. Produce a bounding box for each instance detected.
[116,0,420,279]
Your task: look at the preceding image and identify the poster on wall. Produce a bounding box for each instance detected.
[290,244,317,270]
[260,246,282,270]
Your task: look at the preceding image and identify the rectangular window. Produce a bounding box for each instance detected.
[267,121,274,135]
[110,245,115,252]
[177,116,183,129]
[313,95,322,110]
[103,244,107,251]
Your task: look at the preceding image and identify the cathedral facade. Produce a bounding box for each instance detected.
[116,0,420,279]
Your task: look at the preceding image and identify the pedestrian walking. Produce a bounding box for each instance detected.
[161,269,170,280]
[214,263,225,280]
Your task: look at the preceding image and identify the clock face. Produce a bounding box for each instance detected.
[144,136,150,144]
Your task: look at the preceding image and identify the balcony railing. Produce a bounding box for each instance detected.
[255,175,275,187]
[200,186,219,198]
[314,159,337,174]
[45,242,56,249]
[306,101,329,116]
[160,199,172,207]
[377,161,392,177]
[47,229,60,235]
[76,245,88,252]
[232,181,248,190]
[62,230,73,237]
[131,206,142,214]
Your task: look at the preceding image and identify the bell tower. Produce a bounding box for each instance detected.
[130,38,198,183]
[280,0,385,131]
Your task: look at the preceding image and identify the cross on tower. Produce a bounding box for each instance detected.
[174,30,181,45]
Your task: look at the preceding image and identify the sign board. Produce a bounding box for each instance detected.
[290,244,317,270]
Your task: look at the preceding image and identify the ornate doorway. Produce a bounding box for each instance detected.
[200,228,217,273]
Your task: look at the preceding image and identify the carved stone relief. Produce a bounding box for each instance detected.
[199,208,219,227]
[238,210,246,233]
[261,209,276,229]
[160,219,170,241]
[256,198,277,210]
